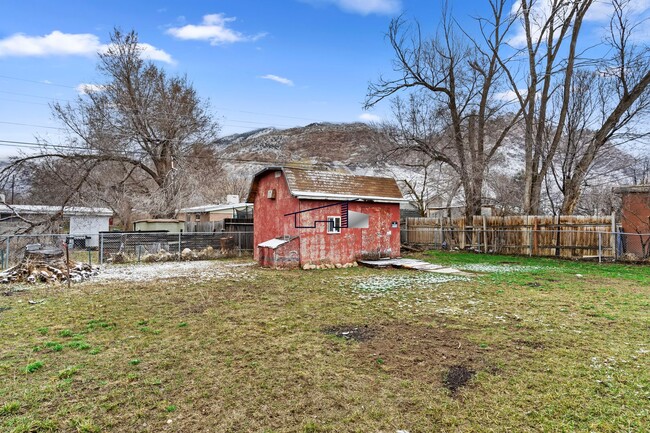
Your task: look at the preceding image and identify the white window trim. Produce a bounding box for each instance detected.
[327,216,341,234]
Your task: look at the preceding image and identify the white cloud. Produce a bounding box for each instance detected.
[508,1,553,48]
[359,112,381,122]
[129,43,174,64]
[493,90,520,102]
[260,74,294,86]
[0,30,174,63]
[509,0,650,47]
[586,0,650,22]
[167,14,266,45]
[0,31,102,57]
[303,0,401,15]
[75,83,106,94]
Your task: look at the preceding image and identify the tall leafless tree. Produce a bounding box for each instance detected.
[559,0,650,214]
[501,0,650,214]
[1,29,220,221]
[365,1,521,221]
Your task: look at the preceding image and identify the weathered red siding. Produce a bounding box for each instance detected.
[620,191,650,256]
[253,170,401,267]
[253,170,300,261]
[296,200,400,265]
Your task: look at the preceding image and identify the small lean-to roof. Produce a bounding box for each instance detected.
[258,238,290,249]
[613,185,650,194]
[247,166,406,203]
[178,203,253,213]
[133,219,184,224]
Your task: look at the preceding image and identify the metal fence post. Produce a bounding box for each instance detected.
[99,233,104,265]
[178,232,182,261]
[5,236,10,269]
[598,231,602,263]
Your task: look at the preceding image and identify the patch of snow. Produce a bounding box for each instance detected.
[457,264,543,273]
[351,273,470,298]
[89,260,255,283]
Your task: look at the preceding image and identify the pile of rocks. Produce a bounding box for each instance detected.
[302,261,358,270]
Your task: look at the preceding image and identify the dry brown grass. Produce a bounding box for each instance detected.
[0,255,649,432]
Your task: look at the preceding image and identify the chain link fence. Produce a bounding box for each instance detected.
[0,231,254,270]
[2,228,647,270]
[400,228,650,262]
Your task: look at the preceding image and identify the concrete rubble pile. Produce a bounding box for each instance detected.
[109,246,226,263]
[0,246,98,284]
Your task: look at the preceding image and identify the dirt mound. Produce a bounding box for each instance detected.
[444,365,475,393]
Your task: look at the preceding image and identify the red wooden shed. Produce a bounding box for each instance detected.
[247,166,406,269]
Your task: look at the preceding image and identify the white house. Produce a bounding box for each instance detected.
[0,205,112,247]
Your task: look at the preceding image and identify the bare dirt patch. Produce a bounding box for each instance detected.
[350,322,489,392]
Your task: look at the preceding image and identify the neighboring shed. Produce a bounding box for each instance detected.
[613,185,650,257]
[178,199,253,223]
[247,166,407,268]
[0,205,112,247]
[133,219,185,232]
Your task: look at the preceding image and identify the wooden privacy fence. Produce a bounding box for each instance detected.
[402,214,617,259]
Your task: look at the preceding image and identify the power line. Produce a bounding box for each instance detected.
[0,117,277,136]
[0,138,364,167]
[0,74,76,89]
[0,121,66,131]
[0,90,74,102]
[0,95,302,128]
[0,74,330,123]
[0,138,385,170]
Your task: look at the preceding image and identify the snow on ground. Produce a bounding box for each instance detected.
[457,264,543,273]
[340,272,471,300]
[89,260,256,283]
[355,273,470,293]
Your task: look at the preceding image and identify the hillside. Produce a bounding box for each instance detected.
[214,121,636,214]
[214,122,394,174]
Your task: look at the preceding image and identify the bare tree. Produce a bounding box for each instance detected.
[501,0,650,214]
[365,1,521,221]
[394,154,460,217]
[559,0,650,213]
[1,29,220,220]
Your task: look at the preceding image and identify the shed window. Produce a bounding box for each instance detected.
[327,216,341,234]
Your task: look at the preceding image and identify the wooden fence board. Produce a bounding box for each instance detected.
[403,215,615,258]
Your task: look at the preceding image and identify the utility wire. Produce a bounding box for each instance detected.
[0,74,330,122]
[0,138,377,167]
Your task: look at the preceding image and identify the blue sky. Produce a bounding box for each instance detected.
[0,0,433,157]
[1,0,648,158]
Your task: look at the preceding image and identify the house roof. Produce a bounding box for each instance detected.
[613,185,650,194]
[247,166,407,203]
[178,203,253,213]
[0,204,113,217]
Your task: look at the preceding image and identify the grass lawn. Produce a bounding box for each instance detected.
[0,253,648,432]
